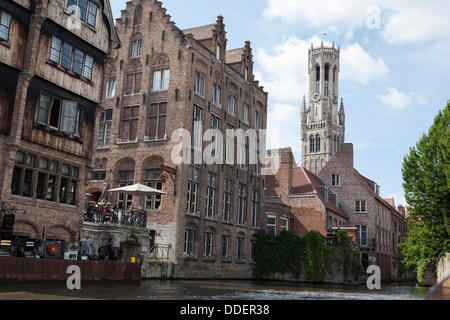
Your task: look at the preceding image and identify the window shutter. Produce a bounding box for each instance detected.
[37,93,51,125]
[60,101,77,133]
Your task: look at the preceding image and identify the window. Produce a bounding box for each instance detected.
[36,92,84,137]
[216,44,221,61]
[147,102,167,140]
[209,115,220,158]
[251,189,259,228]
[186,166,199,215]
[203,233,214,257]
[316,66,320,82]
[237,183,246,225]
[212,83,221,107]
[0,11,12,42]
[97,109,112,147]
[242,103,249,124]
[61,43,74,69]
[239,134,248,170]
[12,151,80,205]
[194,72,205,97]
[236,237,244,261]
[324,83,329,97]
[83,54,94,80]
[131,40,142,57]
[125,72,142,95]
[331,174,340,187]
[72,49,84,75]
[49,36,62,63]
[315,134,321,153]
[106,77,116,98]
[117,169,134,209]
[221,235,229,259]
[267,214,277,235]
[225,123,235,165]
[86,1,98,27]
[228,94,236,116]
[280,217,289,231]
[152,69,170,92]
[67,0,98,27]
[355,200,367,213]
[309,135,315,153]
[120,106,139,142]
[356,225,368,246]
[48,36,94,80]
[92,158,107,181]
[184,229,195,255]
[191,105,203,151]
[145,165,163,211]
[222,178,232,223]
[325,65,330,82]
[205,172,216,219]
[255,111,262,131]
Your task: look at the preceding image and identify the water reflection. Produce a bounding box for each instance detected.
[0,280,429,300]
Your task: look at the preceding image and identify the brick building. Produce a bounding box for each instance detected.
[264,148,349,237]
[318,143,409,279]
[87,0,268,278]
[0,0,119,256]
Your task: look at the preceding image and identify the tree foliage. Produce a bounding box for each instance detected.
[401,101,450,284]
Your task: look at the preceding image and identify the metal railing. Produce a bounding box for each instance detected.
[149,245,171,260]
[84,206,147,229]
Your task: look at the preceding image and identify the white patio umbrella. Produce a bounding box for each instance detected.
[107,183,166,196]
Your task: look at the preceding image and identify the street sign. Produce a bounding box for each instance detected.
[161,165,177,175]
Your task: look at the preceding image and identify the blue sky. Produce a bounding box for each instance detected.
[109,0,450,208]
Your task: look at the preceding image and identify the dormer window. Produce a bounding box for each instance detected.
[67,0,98,28]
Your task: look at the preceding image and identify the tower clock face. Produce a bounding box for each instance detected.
[313,93,321,103]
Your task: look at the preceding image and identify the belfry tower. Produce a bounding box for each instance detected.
[301,42,345,174]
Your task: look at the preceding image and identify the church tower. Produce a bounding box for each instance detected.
[301,42,345,174]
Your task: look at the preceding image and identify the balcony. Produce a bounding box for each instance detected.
[84,205,147,229]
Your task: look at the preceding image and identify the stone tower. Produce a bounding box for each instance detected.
[301,42,345,174]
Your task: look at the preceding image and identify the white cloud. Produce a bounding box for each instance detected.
[263,0,450,44]
[266,102,302,159]
[376,88,430,110]
[263,0,371,28]
[340,43,389,85]
[376,88,411,110]
[255,36,311,102]
[256,38,389,105]
[381,1,450,44]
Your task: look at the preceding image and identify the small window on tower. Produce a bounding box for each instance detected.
[316,66,320,82]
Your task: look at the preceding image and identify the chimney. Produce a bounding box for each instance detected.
[280,148,294,195]
[339,143,354,168]
[397,205,406,217]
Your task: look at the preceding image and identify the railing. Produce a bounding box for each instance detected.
[149,245,171,260]
[84,206,147,229]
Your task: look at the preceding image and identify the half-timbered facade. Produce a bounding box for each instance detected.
[0,0,119,255]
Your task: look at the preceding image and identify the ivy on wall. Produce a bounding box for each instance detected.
[253,229,356,283]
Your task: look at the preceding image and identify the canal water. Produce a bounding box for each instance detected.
[0,279,430,300]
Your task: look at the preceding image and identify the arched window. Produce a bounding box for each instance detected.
[310,135,315,153]
[315,134,321,153]
[325,65,330,82]
[316,66,320,82]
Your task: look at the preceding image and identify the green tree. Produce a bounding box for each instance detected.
[401,101,450,284]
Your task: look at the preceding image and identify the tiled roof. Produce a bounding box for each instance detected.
[226,48,244,64]
[182,24,215,40]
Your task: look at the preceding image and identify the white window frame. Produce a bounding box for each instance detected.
[152,68,170,92]
[194,71,206,98]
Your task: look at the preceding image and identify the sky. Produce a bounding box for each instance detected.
[109,0,450,208]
